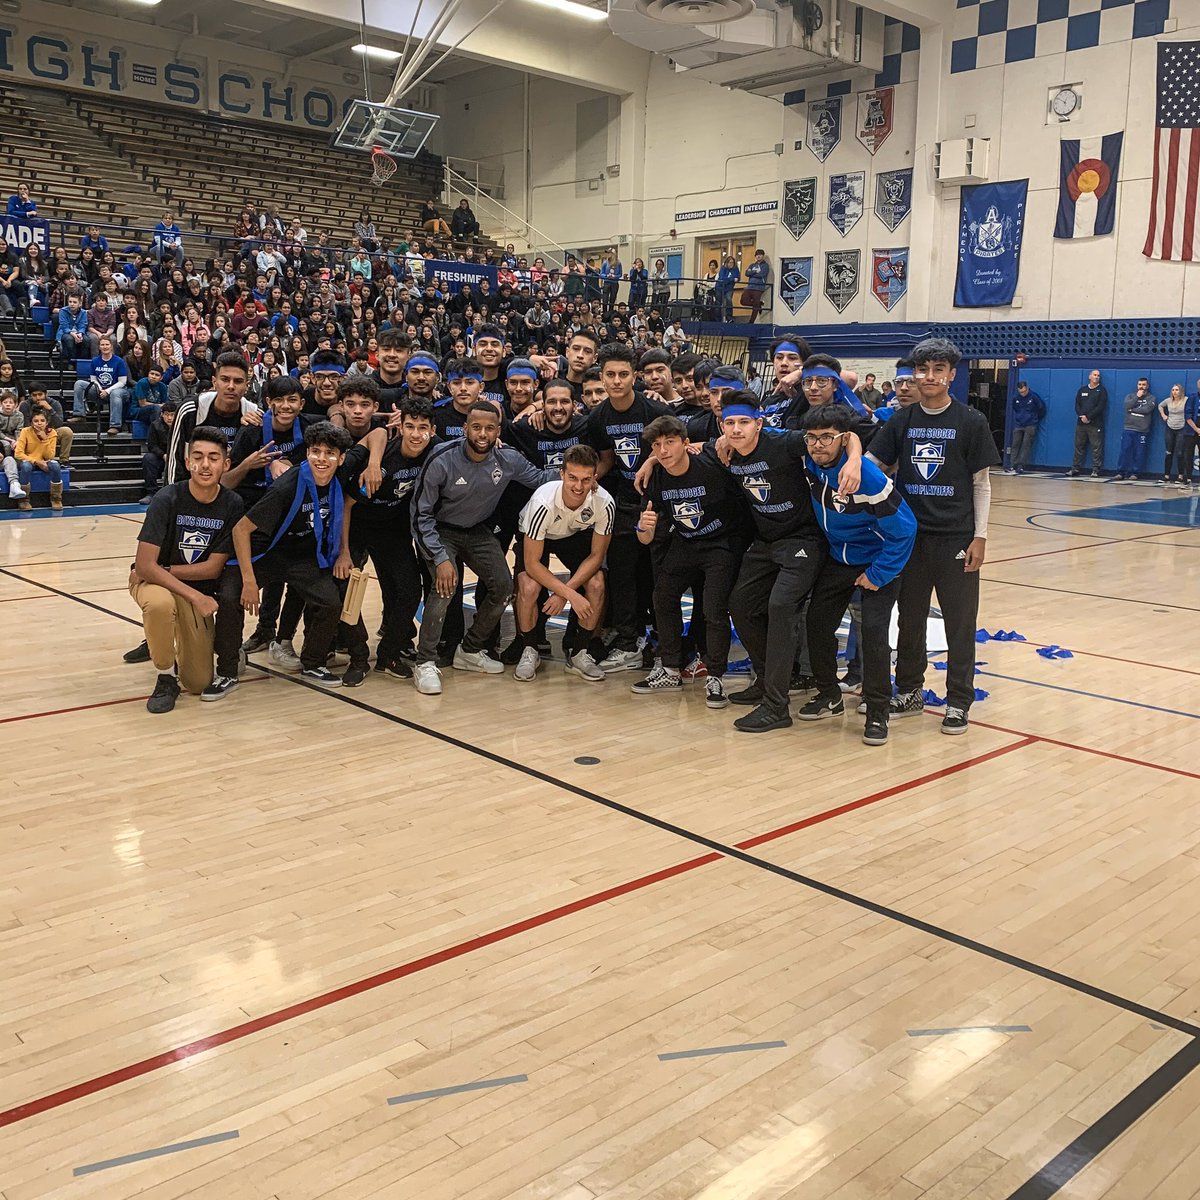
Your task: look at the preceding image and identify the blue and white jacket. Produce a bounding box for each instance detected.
[803,452,916,587]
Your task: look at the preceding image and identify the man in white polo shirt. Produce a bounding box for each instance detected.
[512,443,614,683]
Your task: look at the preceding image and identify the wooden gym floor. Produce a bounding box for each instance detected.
[3,474,1200,1199]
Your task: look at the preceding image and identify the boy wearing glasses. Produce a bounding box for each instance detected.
[797,405,916,746]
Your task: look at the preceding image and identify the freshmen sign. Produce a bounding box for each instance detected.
[425,259,498,291]
[0,214,50,254]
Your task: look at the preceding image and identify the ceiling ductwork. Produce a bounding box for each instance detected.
[608,0,885,98]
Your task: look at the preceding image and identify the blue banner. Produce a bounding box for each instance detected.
[828,172,865,237]
[807,98,842,162]
[426,259,498,291]
[954,180,1027,308]
[779,257,813,315]
[0,213,50,254]
[875,168,912,232]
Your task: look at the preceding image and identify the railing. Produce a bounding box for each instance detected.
[443,165,571,271]
[571,274,775,323]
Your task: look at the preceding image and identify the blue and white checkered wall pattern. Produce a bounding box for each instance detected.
[784,17,921,107]
[950,0,1171,73]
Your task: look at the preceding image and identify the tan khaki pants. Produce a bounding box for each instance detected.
[129,581,215,694]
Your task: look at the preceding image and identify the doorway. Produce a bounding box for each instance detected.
[697,233,759,320]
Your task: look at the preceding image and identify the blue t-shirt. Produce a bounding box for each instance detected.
[89,354,129,390]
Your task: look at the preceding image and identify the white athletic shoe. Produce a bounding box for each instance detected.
[565,649,605,682]
[414,662,442,694]
[268,638,302,672]
[453,646,504,674]
[514,646,540,682]
[598,647,644,673]
[7,481,25,499]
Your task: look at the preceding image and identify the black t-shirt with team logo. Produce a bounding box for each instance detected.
[138,481,244,595]
[728,429,820,542]
[338,438,438,533]
[229,413,322,504]
[869,400,999,536]
[433,400,473,442]
[503,413,588,469]
[643,447,748,542]
[195,402,246,451]
[585,393,672,509]
[245,466,331,558]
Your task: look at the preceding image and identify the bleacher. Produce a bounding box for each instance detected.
[70,92,442,244]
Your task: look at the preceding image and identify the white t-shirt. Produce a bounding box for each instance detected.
[519,481,615,542]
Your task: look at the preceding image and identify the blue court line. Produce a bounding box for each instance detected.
[907,1025,1031,1037]
[657,1040,787,1061]
[1050,497,1200,529]
[74,1130,239,1175]
[386,1074,528,1104]
[0,502,144,521]
[976,670,1200,720]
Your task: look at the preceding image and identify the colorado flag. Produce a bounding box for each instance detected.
[1054,132,1123,239]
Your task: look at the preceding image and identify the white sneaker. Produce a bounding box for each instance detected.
[598,647,644,673]
[7,481,25,499]
[414,662,442,694]
[565,648,605,682]
[453,646,504,674]
[268,639,302,672]
[514,646,540,682]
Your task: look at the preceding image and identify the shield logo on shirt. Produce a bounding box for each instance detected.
[545,449,565,468]
[673,500,703,530]
[491,466,504,485]
[742,475,771,502]
[912,442,945,481]
[615,435,640,470]
[178,529,211,565]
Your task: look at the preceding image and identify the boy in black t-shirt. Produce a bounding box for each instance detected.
[130,428,244,713]
[633,415,748,710]
[867,337,999,734]
[232,421,358,687]
[336,394,439,677]
[585,342,671,671]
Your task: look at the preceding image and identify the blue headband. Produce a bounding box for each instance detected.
[447,371,483,382]
[801,366,870,417]
[506,365,539,381]
[312,364,345,376]
[720,402,762,420]
[775,341,803,357]
[709,370,745,390]
[894,368,914,380]
[406,354,440,374]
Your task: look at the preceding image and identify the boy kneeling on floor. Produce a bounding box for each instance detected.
[130,427,246,713]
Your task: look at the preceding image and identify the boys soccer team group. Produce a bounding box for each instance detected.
[126,328,999,747]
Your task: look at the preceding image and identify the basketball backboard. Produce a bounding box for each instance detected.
[333,99,440,159]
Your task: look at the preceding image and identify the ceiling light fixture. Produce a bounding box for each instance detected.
[352,43,404,61]
[524,0,609,21]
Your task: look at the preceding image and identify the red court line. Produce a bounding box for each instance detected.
[0,736,1030,1131]
[0,587,128,604]
[0,678,268,726]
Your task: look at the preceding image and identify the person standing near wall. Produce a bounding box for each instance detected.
[1113,377,1157,481]
[1006,381,1045,475]
[1069,369,1107,477]
[1159,383,1191,486]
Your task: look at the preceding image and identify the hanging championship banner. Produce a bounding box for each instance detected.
[781,178,817,239]
[807,97,842,162]
[828,171,865,237]
[871,247,909,310]
[856,87,894,155]
[954,179,1028,307]
[778,256,813,314]
[875,168,913,232]
[824,249,860,313]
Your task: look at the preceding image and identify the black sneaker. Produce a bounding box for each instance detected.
[123,640,151,664]
[300,666,342,688]
[797,693,844,720]
[342,664,368,688]
[376,658,414,679]
[889,690,925,718]
[537,639,553,659]
[734,704,793,733]
[862,713,889,746]
[499,639,524,665]
[146,673,180,714]
[941,706,969,735]
[631,665,683,694]
[789,670,816,695]
[241,628,274,654]
[199,675,239,702]
[729,681,765,706]
[396,646,417,662]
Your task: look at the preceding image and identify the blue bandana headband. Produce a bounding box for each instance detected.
[406,354,440,374]
[801,366,870,417]
[774,341,803,357]
[447,371,483,382]
[709,371,745,390]
[720,402,762,420]
[312,364,345,376]
[506,365,539,381]
[894,368,915,380]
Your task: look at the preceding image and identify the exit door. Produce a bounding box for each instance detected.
[697,233,759,320]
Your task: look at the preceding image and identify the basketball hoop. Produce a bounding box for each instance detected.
[370,145,397,187]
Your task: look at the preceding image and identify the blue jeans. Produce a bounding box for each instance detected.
[19,459,62,485]
[59,334,87,361]
[1117,429,1148,477]
[73,380,127,427]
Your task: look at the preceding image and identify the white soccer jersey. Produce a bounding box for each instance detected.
[519,481,615,541]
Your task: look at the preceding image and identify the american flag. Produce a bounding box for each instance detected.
[1144,41,1200,262]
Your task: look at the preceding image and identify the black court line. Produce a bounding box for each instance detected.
[0,553,135,567]
[5,562,1198,1198]
[984,578,1200,612]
